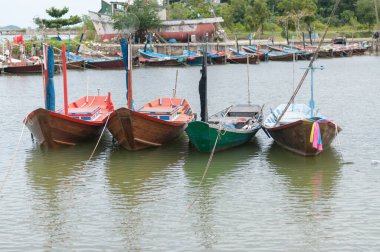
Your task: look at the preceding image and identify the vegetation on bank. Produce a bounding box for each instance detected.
[22,0,380,44]
[165,0,380,39]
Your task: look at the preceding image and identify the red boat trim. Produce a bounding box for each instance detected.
[47,110,107,126]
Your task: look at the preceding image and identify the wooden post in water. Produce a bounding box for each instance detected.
[374,0,380,52]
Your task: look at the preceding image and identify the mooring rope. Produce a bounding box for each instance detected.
[0,123,26,196]
[187,124,223,210]
[88,112,111,161]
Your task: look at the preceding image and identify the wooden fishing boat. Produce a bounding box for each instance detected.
[3,63,59,74]
[186,105,262,152]
[108,98,194,150]
[183,50,203,66]
[268,51,295,61]
[347,43,369,55]
[209,51,226,64]
[293,45,333,58]
[186,48,262,152]
[138,49,186,63]
[227,52,259,64]
[263,104,341,156]
[282,46,313,60]
[332,45,353,57]
[66,53,125,69]
[198,49,227,64]
[24,44,114,148]
[84,58,125,69]
[241,46,267,61]
[56,59,85,70]
[25,95,114,148]
[66,60,85,69]
[107,38,195,151]
[263,64,341,156]
[139,57,185,67]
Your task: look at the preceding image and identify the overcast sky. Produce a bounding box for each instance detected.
[0,0,102,28]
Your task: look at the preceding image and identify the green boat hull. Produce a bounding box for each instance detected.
[185,121,260,152]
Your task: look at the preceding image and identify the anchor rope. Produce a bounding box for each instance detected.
[0,123,26,196]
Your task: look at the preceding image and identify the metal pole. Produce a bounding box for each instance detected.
[309,66,315,117]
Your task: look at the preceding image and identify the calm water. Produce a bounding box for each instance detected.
[1,56,380,250]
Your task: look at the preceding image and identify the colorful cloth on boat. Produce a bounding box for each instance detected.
[304,118,330,151]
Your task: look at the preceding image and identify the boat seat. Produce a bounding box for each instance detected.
[69,106,100,115]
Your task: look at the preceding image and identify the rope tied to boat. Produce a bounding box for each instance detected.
[88,112,111,161]
[187,124,223,210]
[0,123,26,197]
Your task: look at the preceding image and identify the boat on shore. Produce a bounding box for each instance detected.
[228,49,260,64]
[241,46,267,61]
[66,53,125,69]
[139,57,185,67]
[24,44,114,148]
[3,62,59,74]
[107,38,195,151]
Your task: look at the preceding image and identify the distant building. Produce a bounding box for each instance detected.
[89,0,224,42]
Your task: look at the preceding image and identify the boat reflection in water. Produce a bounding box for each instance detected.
[24,142,106,247]
[266,143,342,202]
[183,141,261,249]
[104,136,188,250]
[265,143,342,243]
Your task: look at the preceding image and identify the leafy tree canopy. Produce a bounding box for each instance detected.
[112,0,161,40]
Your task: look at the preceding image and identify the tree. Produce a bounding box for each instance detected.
[356,0,378,31]
[112,0,161,41]
[277,0,317,38]
[215,3,235,30]
[81,15,96,41]
[167,2,194,19]
[245,0,270,33]
[34,7,81,31]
